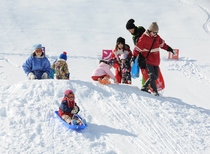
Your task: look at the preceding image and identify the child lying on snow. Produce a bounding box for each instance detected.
[91,59,118,84]
[58,89,86,125]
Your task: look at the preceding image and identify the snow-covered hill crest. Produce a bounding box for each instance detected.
[1,80,210,153]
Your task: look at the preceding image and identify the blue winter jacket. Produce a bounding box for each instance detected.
[22,53,51,79]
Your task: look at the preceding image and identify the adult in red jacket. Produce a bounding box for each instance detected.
[111,37,132,83]
[131,22,174,96]
[58,89,80,124]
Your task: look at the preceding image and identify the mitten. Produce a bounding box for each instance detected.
[130,56,136,67]
[41,72,48,79]
[167,46,175,55]
[28,72,36,80]
[71,106,79,114]
[65,73,70,79]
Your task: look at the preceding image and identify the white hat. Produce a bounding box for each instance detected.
[120,54,127,60]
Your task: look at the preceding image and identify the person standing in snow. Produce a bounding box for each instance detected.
[91,59,118,84]
[58,89,85,125]
[126,19,147,86]
[131,22,174,96]
[22,44,51,80]
[126,19,146,45]
[111,37,132,83]
[51,51,70,80]
[119,54,132,84]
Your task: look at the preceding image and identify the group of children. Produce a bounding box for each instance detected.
[22,18,175,125]
[22,44,70,80]
[21,40,132,125]
[91,37,133,85]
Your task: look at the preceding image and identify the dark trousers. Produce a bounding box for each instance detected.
[143,64,159,93]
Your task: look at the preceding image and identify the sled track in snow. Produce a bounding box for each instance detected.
[177,0,210,34]
[163,57,210,87]
[90,85,191,153]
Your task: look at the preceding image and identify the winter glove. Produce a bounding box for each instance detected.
[28,72,36,80]
[65,73,70,79]
[130,56,136,67]
[167,46,175,55]
[41,72,48,79]
[71,106,79,114]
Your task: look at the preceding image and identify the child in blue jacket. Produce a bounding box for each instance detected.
[22,44,51,80]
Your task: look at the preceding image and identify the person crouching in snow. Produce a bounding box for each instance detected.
[51,51,70,79]
[91,59,118,84]
[58,89,86,125]
[22,44,51,80]
[119,54,132,84]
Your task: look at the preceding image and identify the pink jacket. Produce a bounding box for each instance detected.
[91,62,115,79]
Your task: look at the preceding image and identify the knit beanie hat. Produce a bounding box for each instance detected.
[126,19,136,30]
[59,51,67,61]
[148,22,159,32]
[116,37,125,45]
[33,44,42,51]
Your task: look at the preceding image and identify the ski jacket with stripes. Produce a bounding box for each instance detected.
[133,31,169,66]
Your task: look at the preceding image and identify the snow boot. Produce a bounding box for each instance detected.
[153,91,159,96]
[71,119,77,125]
[98,76,111,84]
[82,119,87,125]
[141,86,151,94]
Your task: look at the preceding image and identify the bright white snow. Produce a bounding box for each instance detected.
[0,0,210,153]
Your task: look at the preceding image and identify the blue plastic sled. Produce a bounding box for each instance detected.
[55,111,87,131]
[131,58,139,78]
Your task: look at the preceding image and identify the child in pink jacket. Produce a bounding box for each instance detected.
[91,59,118,84]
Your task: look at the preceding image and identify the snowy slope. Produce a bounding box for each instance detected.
[0,0,210,154]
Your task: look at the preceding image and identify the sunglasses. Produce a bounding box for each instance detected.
[148,30,158,35]
[66,93,74,98]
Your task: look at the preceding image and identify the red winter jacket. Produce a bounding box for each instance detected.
[58,97,79,117]
[133,31,169,66]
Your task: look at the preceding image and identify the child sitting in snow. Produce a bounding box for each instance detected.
[58,89,86,125]
[22,44,51,80]
[51,52,70,79]
[119,54,131,84]
[91,59,118,84]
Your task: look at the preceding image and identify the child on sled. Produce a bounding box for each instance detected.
[58,89,86,125]
[91,59,118,85]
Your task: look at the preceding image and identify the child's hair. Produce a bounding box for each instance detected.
[99,59,115,66]
[99,59,108,64]
[32,52,44,57]
[115,37,125,51]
